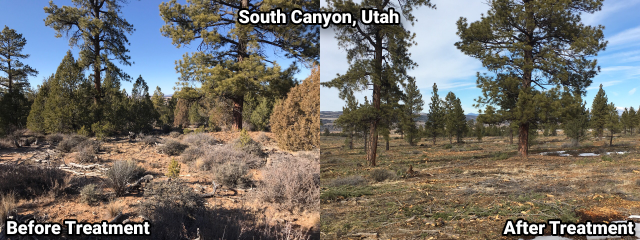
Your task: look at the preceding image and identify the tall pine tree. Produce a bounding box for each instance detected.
[45,0,135,105]
[323,0,435,166]
[590,84,609,138]
[444,92,467,143]
[425,83,444,145]
[455,0,607,157]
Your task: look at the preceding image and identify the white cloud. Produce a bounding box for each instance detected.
[630,88,637,95]
[582,0,640,26]
[320,0,490,110]
[607,25,640,48]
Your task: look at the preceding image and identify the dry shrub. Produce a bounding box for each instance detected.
[106,160,145,197]
[195,145,262,171]
[0,192,16,225]
[80,184,101,205]
[0,164,68,199]
[138,180,204,239]
[75,145,97,163]
[142,135,159,145]
[257,154,320,212]
[256,132,270,143]
[370,169,396,182]
[45,133,65,144]
[157,140,188,156]
[212,162,251,188]
[0,138,14,148]
[183,133,217,146]
[105,201,123,219]
[57,135,87,153]
[181,147,205,163]
[270,66,320,151]
[169,131,181,138]
[231,133,264,156]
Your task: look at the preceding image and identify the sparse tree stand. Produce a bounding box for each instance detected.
[159,0,318,131]
[324,0,434,166]
[45,0,135,107]
[456,0,607,157]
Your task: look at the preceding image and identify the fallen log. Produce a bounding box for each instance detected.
[68,162,100,170]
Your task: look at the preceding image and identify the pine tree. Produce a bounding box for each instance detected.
[621,108,629,135]
[323,0,434,166]
[629,107,637,135]
[444,92,467,143]
[159,0,318,131]
[456,0,607,157]
[0,26,38,93]
[335,90,360,150]
[425,83,444,145]
[560,90,589,145]
[45,0,135,105]
[605,103,621,146]
[400,78,424,146]
[590,84,609,138]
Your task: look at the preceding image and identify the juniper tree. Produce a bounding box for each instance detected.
[425,83,444,145]
[456,0,607,157]
[41,51,91,133]
[159,0,318,131]
[323,0,434,166]
[128,76,158,133]
[400,77,424,146]
[44,0,135,105]
[605,103,621,146]
[152,86,175,129]
[444,92,467,143]
[590,84,609,138]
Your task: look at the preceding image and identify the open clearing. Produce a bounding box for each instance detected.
[320,134,640,239]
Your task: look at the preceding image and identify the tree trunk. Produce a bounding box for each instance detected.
[7,58,12,92]
[609,134,613,146]
[232,97,243,131]
[92,4,102,105]
[509,128,513,145]
[386,138,389,150]
[348,130,353,149]
[518,123,529,157]
[367,31,383,167]
[432,136,436,145]
[363,131,368,153]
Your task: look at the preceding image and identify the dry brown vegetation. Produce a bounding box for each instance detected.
[321,132,640,239]
[0,130,319,239]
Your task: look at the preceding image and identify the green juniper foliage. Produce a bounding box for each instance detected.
[456,0,607,157]
[560,89,590,145]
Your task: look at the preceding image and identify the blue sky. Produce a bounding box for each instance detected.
[0,0,308,96]
[320,0,640,113]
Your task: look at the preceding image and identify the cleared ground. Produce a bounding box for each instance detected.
[320,133,640,240]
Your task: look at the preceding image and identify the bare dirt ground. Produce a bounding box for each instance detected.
[0,131,319,239]
[320,133,640,240]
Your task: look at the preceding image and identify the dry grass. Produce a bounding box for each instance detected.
[0,192,17,228]
[257,154,320,212]
[105,201,123,219]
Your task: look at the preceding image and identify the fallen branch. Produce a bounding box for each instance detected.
[198,181,218,198]
[68,162,100,170]
[109,212,125,224]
